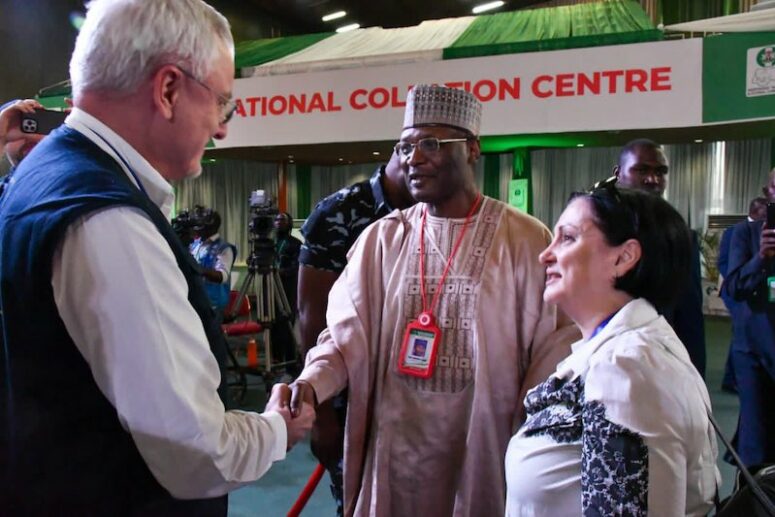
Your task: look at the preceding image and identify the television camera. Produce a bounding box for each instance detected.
[171,205,216,246]
[246,190,279,273]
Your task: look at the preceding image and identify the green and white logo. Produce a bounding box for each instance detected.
[756,47,775,68]
[747,44,775,97]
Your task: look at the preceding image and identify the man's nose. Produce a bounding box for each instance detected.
[406,146,426,166]
[213,123,228,141]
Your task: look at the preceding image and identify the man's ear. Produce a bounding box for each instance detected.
[152,65,184,121]
[615,238,642,277]
[612,164,621,178]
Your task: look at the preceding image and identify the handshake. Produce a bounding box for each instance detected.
[265,381,318,450]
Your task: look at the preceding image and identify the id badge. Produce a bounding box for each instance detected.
[768,276,775,303]
[397,312,441,378]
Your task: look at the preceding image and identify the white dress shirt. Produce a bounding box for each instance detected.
[50,108,286,499]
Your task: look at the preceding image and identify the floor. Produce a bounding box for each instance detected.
[227,316,740,516]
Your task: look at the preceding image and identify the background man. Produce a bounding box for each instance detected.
[271,211,302,369]
[274,211,302,318]
[718,197,766,393]
[296,150,415,515]
[723,170,775,468]
[288,84,568,516]
[0,1,313,514]
[614,138,707,376]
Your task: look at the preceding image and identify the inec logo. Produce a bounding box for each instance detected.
[747,44,775,97]
[756,47,775,68]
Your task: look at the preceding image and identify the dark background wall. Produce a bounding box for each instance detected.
[0,0,82,101]
[0,0,301,103]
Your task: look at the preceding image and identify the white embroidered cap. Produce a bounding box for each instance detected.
[403,84,482,136]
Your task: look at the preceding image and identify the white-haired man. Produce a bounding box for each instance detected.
[0,0,314,514]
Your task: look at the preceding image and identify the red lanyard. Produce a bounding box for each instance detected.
[419,193,483,320]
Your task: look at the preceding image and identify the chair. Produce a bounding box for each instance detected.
[221,291,263,402]
[222,291,262,335]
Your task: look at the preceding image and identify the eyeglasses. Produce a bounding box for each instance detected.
[177,66,237,124]
[589,175,621,203]
[394,137,470,158]
[586,175,641,234]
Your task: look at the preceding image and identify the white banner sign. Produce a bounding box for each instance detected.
[216,38,702,149]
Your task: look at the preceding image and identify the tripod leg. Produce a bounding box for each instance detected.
[229,269,254,321]
[253,274,274,374]
[271,270,300,372]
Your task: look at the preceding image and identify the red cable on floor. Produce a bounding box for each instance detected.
[287,463,326,517]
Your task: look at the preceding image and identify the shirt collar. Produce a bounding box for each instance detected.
[65,108,175,218]
[556,298,660,378]
[370,165,391,212]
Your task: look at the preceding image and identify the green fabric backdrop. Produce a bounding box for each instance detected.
[235,33,335,70]
[444,0,659,60]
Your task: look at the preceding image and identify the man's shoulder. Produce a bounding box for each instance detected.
[731,219,760,240]
[301,179,382,239]
[308,178,377,218]
[491,198,552,240]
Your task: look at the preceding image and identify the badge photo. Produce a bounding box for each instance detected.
[397,318,441,378]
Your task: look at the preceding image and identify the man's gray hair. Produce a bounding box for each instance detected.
[70,0,234,98]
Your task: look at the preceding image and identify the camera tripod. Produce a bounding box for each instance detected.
[226,249,299,391]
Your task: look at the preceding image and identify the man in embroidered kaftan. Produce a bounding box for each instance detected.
[287,85,572,516]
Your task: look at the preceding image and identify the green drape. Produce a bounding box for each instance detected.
[444,0,659,60]
[295,164,312,218]
[771,139,775,170]
[513,148,533,215]
[483,154,501,199]
[235,33,335,70]
[660,0,742,25]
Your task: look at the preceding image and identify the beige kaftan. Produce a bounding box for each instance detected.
[298,197,569,516]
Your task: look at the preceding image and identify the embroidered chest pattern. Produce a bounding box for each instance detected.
[401,200,503,393]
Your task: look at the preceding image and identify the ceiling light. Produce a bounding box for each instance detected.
[322,11,347,22]
[336,23,360,33]
[372,151,380,156]
[694,139,703,143]
[576,144,584,147]
[472,1,505,14]
[338,158,344,161]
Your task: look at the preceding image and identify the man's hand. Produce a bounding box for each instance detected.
[760,228,775,259]
[0,99,43,145]
[290,380,316,418]
[266,383,315,450]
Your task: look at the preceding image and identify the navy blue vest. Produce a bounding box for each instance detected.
[0,127,228,515]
